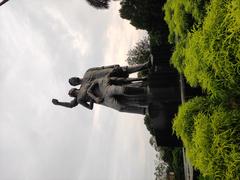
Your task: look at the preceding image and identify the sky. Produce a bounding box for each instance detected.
[0,1,156,180]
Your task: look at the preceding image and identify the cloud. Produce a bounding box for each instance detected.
[79,3,155,180]
[44,6,89,56]
[0,1,155,180]
[103,4,147,66]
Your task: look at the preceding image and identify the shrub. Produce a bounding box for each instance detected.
[163,0,209,43]
[173,97,240,179]
[171,0,240,98]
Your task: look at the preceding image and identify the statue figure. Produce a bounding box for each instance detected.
[68,62,150,86]
[52,62,150,114]
[52,77,148,114]
[86,75,149,114]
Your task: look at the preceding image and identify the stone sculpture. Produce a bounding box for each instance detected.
[52,62,150,114]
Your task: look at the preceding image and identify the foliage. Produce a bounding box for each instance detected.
[85,0,111,9]
[126,36,150,77]
[154,158,169,179]
[149,31,163,47]
[126,36,150,65]
[121,0,240,179]
[167,0,240,178]
[163,0,209,43]
[144,115,155,136]
[170,0,240,98]
[197,174,214,180]
[149,138,169,179]
[171,148,184,180]
[119,0,166,31]
[173,97,240,179]
[120,0,172,67]
[161,147,184,180]
[150,138,184,180]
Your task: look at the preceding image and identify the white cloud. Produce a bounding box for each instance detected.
[92,105,102,130]
[83,3,155,180]
[44,7,89,56]
[104,4,147,66]
[0,1,155,180]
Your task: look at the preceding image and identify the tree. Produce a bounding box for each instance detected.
[126,36,150,77]
[0,0,9,6]
[85,0,120,9]
[144,114,155,135]
[119,0,166,31]
[126,36,150,65]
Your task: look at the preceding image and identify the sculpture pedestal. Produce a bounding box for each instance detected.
[147,67,182,147]
[146,65,202,147]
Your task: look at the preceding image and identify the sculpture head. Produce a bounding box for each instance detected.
[69,77,82,86]
[68,88,78,97]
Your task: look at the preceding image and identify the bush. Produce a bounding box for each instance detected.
[163,0,209,43]
[164,0,240,178]
[170,0,240,98]
[120,0,166,31]
[173,97,240,179]
[161,147,184,180]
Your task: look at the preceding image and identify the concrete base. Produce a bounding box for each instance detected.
[146,68,182,147]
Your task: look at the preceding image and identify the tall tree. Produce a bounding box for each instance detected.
[85,0,111,9]
[126,36,150,65]
[119,0,166,31]
[0,0,9,6]
[126,36,150,77]
[86,0,120,9]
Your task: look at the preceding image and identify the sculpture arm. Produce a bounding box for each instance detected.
[86,64,119,72]
[110,77,147,84]
[79,100,94,110]
[102,65,120,69]
[52,98,78,108]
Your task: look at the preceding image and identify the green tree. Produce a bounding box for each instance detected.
[173,96,240,179]
[126,36,150,65]
[85,0,110,9]
[85,0,120,9]
[119,0,166,31]
[126,36,150,77]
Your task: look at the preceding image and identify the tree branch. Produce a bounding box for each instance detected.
[0,0,9,6]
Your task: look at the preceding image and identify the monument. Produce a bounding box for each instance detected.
[52,62,150,114]
[52,59,187,147]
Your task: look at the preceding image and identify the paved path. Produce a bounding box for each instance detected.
[182,148,193,180]
[180,74,193,180]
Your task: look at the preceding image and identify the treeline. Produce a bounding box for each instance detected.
[86,0,240,179]
[120,1,184,179]
[120,0,240,179]
[119,0,166,32]
[120,0,173,64]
